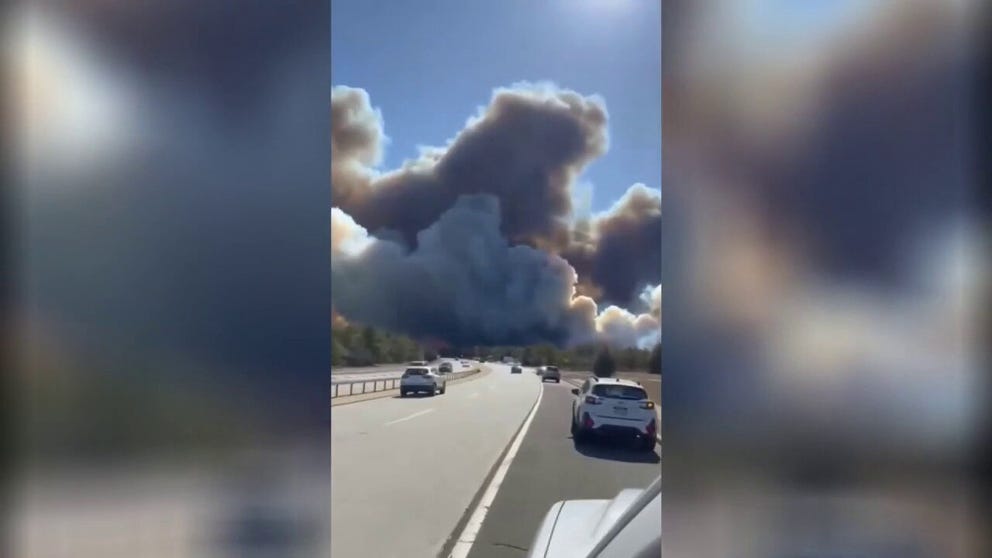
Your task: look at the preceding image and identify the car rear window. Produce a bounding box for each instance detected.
[545,366,558,372]
[592,384,647,400]
[403,368,427,376]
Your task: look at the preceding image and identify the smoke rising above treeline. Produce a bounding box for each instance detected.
[331,83,661,348]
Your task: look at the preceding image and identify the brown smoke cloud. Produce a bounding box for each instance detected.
[332,83,609,249]
[563,183,662,306]
[331,83,661,347]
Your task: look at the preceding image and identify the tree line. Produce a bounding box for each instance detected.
[332,320,660,375]
[332,322,423,366]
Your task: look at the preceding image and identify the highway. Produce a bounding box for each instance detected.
[331,363,661,558]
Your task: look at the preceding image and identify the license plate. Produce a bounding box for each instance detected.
[614,407,627,415]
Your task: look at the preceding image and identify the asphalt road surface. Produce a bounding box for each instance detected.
[462,378,660,558]
[331,364,661,558]
[331,363,539,558]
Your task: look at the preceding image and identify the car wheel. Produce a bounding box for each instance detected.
[569,414,577,436]
[440,383,446,394]
[574,427,588,444]
[555,379,560,383]
[640,436,656,452]
[400,389,407,397]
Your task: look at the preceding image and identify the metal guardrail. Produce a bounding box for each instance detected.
[330,366,483,399]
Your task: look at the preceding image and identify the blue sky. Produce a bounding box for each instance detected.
[332,0,660,213]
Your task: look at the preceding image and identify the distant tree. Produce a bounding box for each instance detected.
[386,332,411,363]
[508,347,523,362]
[360,326,381,362]
[593,346,617,377]
[331,335,347,366]
[615,348,632,370]
[576,344,598,369]
[376,331,393,362]
[535,343,559,366]
[648,342,661,375]
[399,336,421,362]
[521,346,536,366]
[346,326,364,354]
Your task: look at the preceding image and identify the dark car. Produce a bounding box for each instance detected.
[439,362,453,374]
[511,365,522,374]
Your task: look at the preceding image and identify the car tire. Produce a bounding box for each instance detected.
[440,383,446,394]
[574,427,588,444]
[570,412,587,443]
[640,436,656,452]
[555,379,560,383]
[400,389,407,397]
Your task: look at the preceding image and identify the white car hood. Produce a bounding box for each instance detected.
[527,489,643,558]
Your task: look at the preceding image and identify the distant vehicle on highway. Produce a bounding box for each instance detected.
[460,360,470,367]
[439,362,453,374]
[527,476,660,557]
[570,377,656,451]
[400,366,446,397]
[511,364,522,374]
[540,366,561,383]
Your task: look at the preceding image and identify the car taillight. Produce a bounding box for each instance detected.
[582,413,594,429]
[640,401,655,410]
[584,395,601,405]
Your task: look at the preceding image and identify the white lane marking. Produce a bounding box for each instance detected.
[384,408,434,426]
[448,384,544,558]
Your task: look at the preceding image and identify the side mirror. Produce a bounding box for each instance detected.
[570,388,580,396]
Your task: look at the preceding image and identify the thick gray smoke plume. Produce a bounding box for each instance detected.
[331,83,661,347]
[332,195,593,346]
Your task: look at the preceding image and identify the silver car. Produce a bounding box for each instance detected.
[399,366,446,397]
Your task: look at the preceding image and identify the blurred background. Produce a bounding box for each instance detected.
[5,0,990,556]
[663,0,988,556]
[4,1,330,556]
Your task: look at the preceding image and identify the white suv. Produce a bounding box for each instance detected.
[400,366,446,397]
[570,377,657,451]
